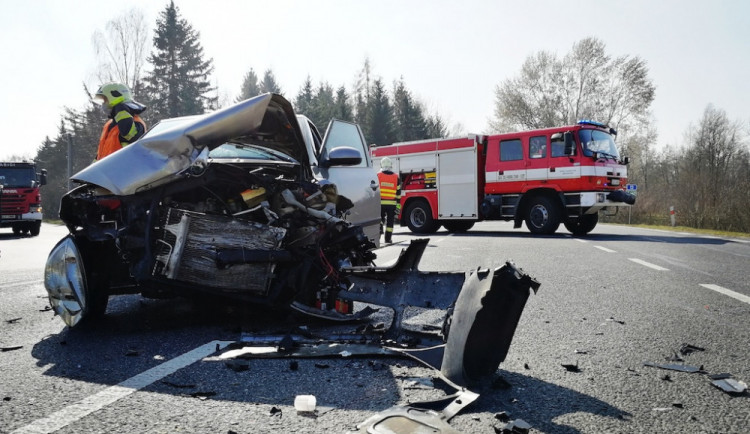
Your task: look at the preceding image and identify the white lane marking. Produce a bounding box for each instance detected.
[3,279,44,289]
[594,246,616,253]
[574,238,588,243]
[733,238,749,244]
[700,284,750,305]
[12,340,233,434]
[628,258,669,271]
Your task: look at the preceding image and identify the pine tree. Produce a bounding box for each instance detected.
[310,82,336,131]
[392,79,428,142]
[143,1,215,122]
[236,68,261,102]
[295,76,314,115]
[260,69,282,94]
[333,86,354,122]
[366,78,395,146]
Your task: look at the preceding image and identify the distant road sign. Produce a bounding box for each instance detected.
[626,184,637,190]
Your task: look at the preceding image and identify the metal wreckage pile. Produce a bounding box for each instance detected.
[218,239,541,433]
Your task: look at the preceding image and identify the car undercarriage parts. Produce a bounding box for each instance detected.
[153,207,286,294]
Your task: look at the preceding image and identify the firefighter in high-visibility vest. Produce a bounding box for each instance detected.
[377,156,401,244]
[92,82,147,161]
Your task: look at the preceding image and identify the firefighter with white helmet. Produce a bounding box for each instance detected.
[92,82,147,161]
[377,156,401,243]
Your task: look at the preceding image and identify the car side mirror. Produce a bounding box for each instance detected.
[621,156,630,165]
[321,146,362,168]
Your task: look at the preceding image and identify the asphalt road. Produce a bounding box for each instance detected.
[1,222,749,433]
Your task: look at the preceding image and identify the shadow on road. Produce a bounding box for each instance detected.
[396,229,738,246]
[29,295,628,431]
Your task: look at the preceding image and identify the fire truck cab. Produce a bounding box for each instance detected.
[0,161,47,236]
[371,120,635,235]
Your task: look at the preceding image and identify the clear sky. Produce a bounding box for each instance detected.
[1,0,748,161]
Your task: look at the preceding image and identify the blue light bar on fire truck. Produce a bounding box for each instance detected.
[577,119,608,128]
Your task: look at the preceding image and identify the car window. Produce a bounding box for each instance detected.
[500,139,523,161]
[529,136,547,159]
[321,120,367,168]
[550,135,567,157]
[209,143,296,163]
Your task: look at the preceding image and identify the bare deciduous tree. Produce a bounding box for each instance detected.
[489,37,655,140]
[92,8,149,93]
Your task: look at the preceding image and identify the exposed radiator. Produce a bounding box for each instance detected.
[153,208,286,295]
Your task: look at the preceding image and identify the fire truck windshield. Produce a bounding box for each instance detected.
[0,166,36,188]
[579,129,620,160]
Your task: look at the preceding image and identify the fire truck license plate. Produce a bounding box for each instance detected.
[2,215,18,219]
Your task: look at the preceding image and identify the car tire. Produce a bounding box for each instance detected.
[30,221,41,236]
[77,240,110,323]
[564,213,599,235]
[405,200,440,234]
[443,220,475,233]
[525,196,561,234]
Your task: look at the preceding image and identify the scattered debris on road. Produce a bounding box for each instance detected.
[496,418,532,434]
[294,395,316,413]
[1,346,23,352]
[679,343,705,355]
[561,362,581,373]
[642,361,703,373]
[711,378,748,395]
[5,317,21,324]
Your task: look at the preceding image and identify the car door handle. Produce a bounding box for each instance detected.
[370,180,378,191]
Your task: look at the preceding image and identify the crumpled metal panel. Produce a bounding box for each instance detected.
[440,261,540,387]
[71,93,307,196]
[353,390,479,433]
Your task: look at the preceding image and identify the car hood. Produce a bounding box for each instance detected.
[72,93,310,196]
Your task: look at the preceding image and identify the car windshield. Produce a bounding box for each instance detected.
[0,167,36,188]
[578,129,620,160]
[208,143,298,164]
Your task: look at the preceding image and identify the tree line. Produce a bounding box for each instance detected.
[26,3,750,234]
[32,1,448,218]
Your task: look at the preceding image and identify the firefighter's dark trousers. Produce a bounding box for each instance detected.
[380,204,396,243]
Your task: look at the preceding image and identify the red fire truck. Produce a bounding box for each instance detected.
[0,161,47,236]
[371,120,635,235]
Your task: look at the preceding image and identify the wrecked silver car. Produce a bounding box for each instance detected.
[45,93,382,327]
[44,92,541,394]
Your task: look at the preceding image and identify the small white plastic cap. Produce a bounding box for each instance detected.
[294,395,317,412]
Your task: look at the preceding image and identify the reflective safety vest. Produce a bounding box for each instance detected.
[96,114,146,161]
[378,170,401,206]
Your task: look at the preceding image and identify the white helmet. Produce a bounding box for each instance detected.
[380,156,393,171]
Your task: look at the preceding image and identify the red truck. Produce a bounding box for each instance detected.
[371,120,635,235]
[0,161,47,236]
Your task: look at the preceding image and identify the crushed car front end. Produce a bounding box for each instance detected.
[45,93,376,327]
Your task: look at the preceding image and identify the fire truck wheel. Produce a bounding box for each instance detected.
[12,225,22,235]
[405,200,440,234]
[525,196,561,234]
[564,213,599,235]
[30,222,41,236]
[444,220,475,233]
